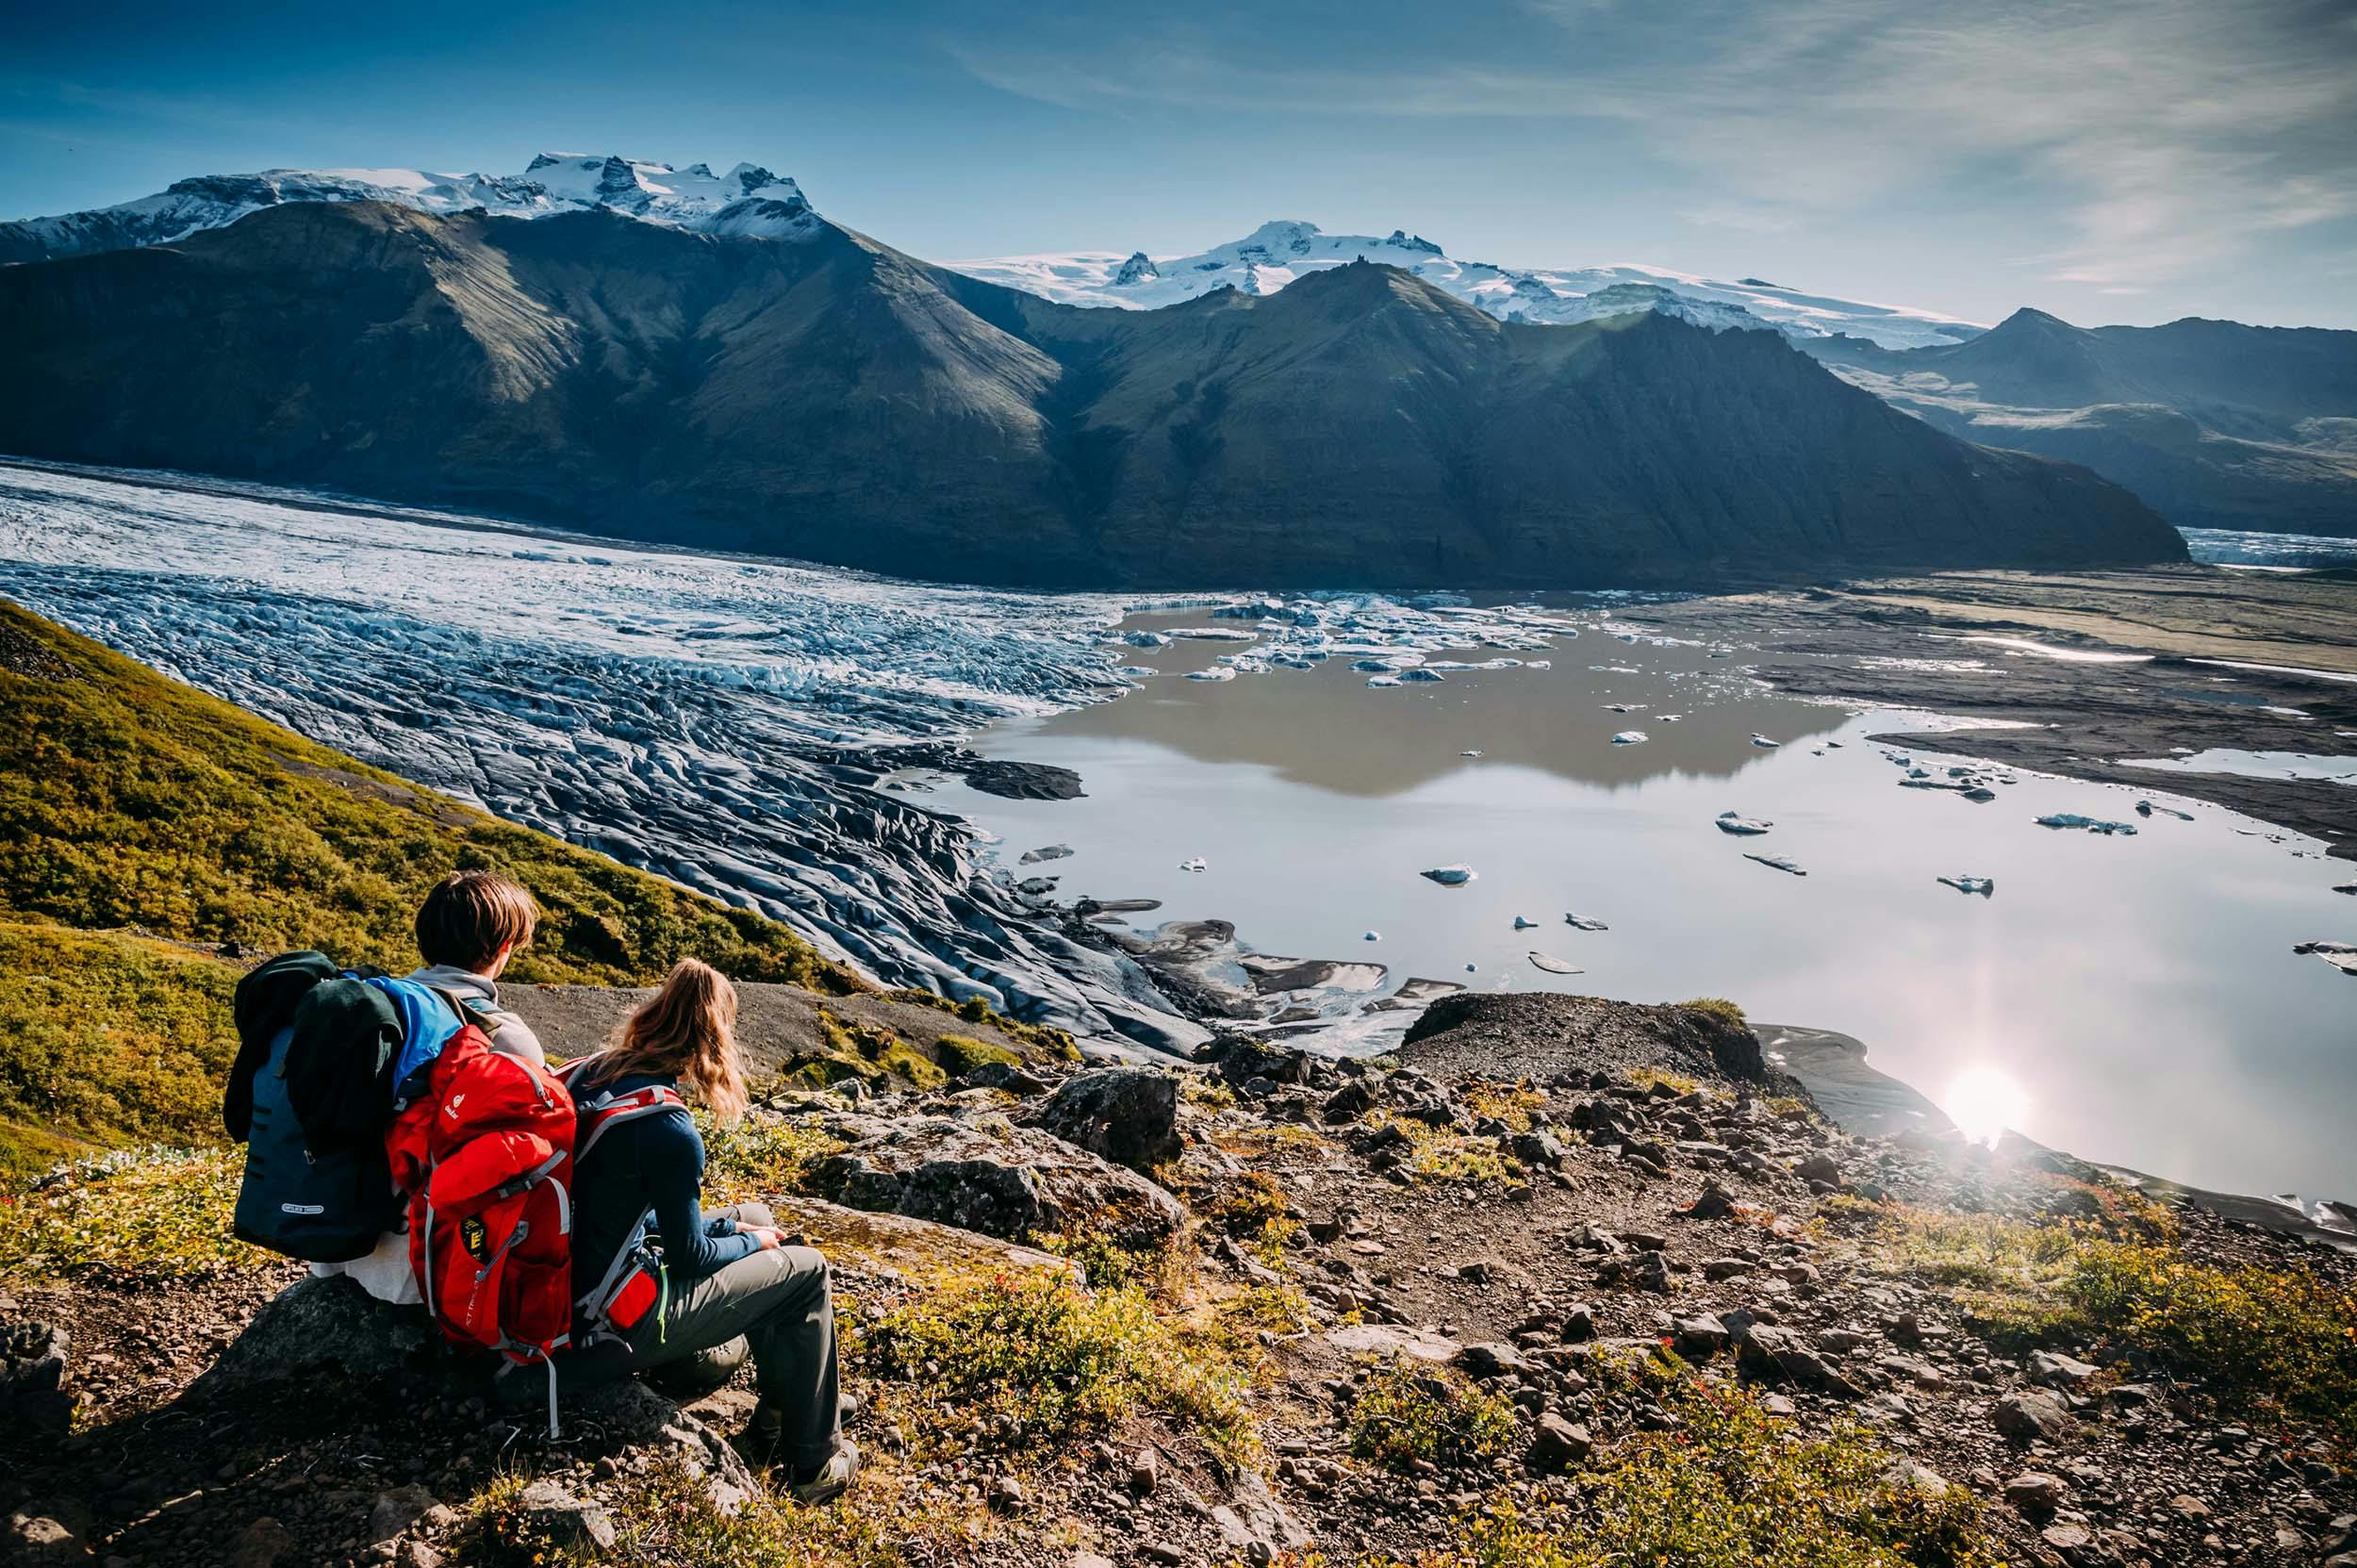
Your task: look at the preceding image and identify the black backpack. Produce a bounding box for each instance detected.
[225,952,406,1262]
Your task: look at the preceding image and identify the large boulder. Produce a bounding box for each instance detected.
[1017,1067,1182,1172]
[0,1319,73,1436]
[807,1113,1189,1250]
[188,1275,436,1401]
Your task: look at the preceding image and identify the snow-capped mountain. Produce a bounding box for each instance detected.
[0,154,818,265]
[949,220,1986,350]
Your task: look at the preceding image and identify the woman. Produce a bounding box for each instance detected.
[564,958,856,1503]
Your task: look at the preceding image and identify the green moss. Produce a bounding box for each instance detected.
[1677,997,1749,1026]
[0,921,240,1180]
[931,1033,1019,1077]
[1346,1358,1519,1470]
[882,988,1080,1061]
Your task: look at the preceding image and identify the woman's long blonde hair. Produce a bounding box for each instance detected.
[578,958,748,1123]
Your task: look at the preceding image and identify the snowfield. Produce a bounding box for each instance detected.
[0,154,820,262]
[949,219,1986,349]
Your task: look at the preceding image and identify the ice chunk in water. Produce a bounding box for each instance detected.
[1563,913,1610,932]
[1715,811,1772,835]
[1745,853,1807,876]
[1937,876,1996,897]
[1752,734,1782,749]
[1527,952,1584,975]
[1421,864,1478,886]
[2036,814,2138,835]
[1178,856,1208,872]
[1513,916,1538,930]
[2292,940,2357,977]
[1611,731,1649,746]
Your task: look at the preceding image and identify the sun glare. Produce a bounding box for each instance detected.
[1941,1065,2028,1149]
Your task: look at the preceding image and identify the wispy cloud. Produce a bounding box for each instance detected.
[950,0,2357,288]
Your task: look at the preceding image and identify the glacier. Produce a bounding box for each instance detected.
[0,460,1572,1052]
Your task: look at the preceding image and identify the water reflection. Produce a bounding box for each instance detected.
[1048,610,1847,798]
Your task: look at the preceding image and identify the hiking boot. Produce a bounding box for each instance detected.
[789,1439,860,1506]
[733,1403,787,1470]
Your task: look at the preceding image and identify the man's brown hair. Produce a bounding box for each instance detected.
[415,870,537,971]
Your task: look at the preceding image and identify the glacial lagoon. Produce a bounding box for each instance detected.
[941,609,2357,1201]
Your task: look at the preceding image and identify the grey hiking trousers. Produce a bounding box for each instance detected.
[624,1202,842,1469]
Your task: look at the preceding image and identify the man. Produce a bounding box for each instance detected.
[406,868,547,1066]
[315,870,548,1301]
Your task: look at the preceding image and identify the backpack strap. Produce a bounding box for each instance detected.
[575,1084,688,1164]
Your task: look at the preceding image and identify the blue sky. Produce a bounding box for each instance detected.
[6,0,2354,328]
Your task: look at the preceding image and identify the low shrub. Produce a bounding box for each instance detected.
[2062,1241,2357,1439]
[866,1269,1258,1464]
[701,1113,848,1205]
[1560,1356,1990,1568]
[0,1144,274,1282]
[1345,1359,1518,1470]
[1677,997,1748,1027]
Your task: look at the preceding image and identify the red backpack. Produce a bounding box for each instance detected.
[386,1024,577,1432]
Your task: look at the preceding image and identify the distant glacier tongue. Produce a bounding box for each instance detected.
[0,461,1204,1048]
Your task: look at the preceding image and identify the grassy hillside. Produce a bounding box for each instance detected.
[0,599,859,1175]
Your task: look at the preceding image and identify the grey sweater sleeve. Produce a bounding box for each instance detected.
[639,1113,759,1281]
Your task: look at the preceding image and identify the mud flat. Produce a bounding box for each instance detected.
[1624,565,2357,859]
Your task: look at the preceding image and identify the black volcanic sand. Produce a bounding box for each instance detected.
[1624,565,2357,859]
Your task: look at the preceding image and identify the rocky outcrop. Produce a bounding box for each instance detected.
[806,1112,1190,1250]
[1015,1067,1182,1173]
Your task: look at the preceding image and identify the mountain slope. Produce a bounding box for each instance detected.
[0,201,2182,586]
[1809,310,2357,536]
[0,597,856,1172]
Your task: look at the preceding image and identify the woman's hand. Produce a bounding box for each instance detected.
[741,1226,790,1251]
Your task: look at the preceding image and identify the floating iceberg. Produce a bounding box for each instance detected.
[1715,812,1772,835]
[1019,844,1074,864]
[1185,667,1236,682]
[1937,876,1996,897]
[1400,668,1446,683]
[1527,952,1584,975]
[1363,931,1381,942]
[1744,852,1807,876]
[2036,814,2138,835]
[1752,734,1782,749]
[1563,913,1610,932]
[2292,940,2357,977]
[2134,800,2195,821]
[1461,750,1484,758]
[1513,916,1538,930]
[1611,731,1649,746]
[1178,856,1208,872]
[1421,864,1478,886]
